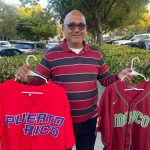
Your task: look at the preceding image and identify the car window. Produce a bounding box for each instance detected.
[132,35,149,41]
[138,42,146,49]
[123,35,134,40]
[14,43,34,49]
[131,35,141,41]
[37,43,46,49]
[12,49,22,55]
[140,35,149,39]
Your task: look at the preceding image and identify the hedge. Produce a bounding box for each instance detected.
[100,44,150,81]
[0,44,150,83]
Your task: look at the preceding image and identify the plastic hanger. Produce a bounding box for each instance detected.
[124,87,144,91]
[121,57,149,82]
[123,57,148,91]
[22,55,48,95]
[26,55,48,83]
[130,57,149,82]
[14,55,48,95]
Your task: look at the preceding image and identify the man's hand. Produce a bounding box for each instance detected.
[15,64,33,84]
[118,68,134,83]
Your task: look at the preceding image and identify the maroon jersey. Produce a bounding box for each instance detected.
[0,80,75,150]
[97,80,150,150]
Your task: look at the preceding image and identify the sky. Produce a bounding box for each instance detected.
[4,0,150,11]
[3,0,47,7]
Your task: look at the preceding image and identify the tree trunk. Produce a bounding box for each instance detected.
[95,9,103,46]
[96,21,103,46]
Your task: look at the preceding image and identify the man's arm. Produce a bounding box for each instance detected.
[16,54,50,85]
[99,68,132,87]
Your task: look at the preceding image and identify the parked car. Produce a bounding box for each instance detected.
[113,34,150,45]
[11,41,47,53]
[124,38,150,50]
[0,41,11,47]
[46,42,58,49]
[0,46,23,58]
[106,35,130,44]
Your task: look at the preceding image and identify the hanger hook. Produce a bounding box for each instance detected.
[131,57,140,71]
[26,55,37,65]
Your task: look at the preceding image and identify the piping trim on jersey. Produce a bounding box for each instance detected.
[114,82,150,150]
[114,82,130,149]
[114,82,129,108]
[129,90,150,150]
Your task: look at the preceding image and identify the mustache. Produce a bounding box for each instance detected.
[72,34,82,36]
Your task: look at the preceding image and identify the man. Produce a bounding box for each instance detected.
[16,10,132,150]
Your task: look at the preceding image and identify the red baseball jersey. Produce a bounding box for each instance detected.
[97,80,150,150]
[0,80,75,150]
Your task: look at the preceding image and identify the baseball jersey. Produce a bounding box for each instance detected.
[0,79,75,150]
[97,80,150,150]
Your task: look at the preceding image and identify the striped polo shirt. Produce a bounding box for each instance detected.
[34,40,118,123]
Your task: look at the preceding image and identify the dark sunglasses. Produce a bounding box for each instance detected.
[66,23,87,30]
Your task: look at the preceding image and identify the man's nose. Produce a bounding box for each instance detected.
[73,26,80,31]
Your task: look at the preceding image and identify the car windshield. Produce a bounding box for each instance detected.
[0,41,10,45]
[122,35,134,40]
[14,43,34,49]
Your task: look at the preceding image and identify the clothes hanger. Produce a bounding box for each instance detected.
[26,55,48,83]
[21,55,49,95]
[122,57,149,91]
[15,55,48,83]
[14,55,48,95]
[130,57,149,82]
[121,57,149,82]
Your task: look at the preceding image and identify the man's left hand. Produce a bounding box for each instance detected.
[118,68,134,83]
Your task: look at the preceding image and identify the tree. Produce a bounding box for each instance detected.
[114,8,150,35]
[48,0,149,45]
[16,5,58,40]
[0,0,18,40]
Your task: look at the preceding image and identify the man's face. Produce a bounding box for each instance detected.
[63,13,87,47]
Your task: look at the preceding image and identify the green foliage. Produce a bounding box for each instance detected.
[16,5,58,40]
[0,0,18,39]
[100,44,150,81]
[0,54,43,83]
[48,0,148,39]
[0,45,149,83]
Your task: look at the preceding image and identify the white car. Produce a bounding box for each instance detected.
[113,34,150,45]
[46,42,58,49]
[0,41,11,47]
[12,41,47,53]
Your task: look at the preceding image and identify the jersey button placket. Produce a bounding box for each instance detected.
[124,107,133,150]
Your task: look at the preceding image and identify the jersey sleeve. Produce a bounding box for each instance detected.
[0,84,3,139]
[96,88,110,147]
[63,92,75,149]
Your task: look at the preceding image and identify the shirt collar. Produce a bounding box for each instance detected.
[60,39,91,52]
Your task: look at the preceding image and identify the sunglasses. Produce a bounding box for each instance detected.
[66,23,87,30]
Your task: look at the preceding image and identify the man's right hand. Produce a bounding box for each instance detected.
[15,64,33,84]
